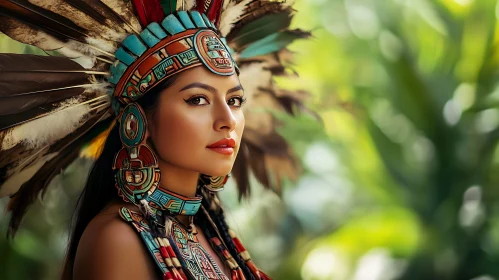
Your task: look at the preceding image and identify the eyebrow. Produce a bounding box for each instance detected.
[179,82,244,95]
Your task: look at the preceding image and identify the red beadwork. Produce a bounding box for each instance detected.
[160,246,169,259]
[164,271,174,280]
[232,237,245,253]
[166,246,176,257]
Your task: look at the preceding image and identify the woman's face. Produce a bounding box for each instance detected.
[147,66,245,176]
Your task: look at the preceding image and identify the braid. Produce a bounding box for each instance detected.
[214,209,255,280]
[198,190,255,280]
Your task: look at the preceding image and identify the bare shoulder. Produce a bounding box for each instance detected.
[73,206,159,280]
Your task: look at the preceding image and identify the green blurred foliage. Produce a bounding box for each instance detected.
[4,0,499,279]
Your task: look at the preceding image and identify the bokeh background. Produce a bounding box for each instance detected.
[2,0,499,279]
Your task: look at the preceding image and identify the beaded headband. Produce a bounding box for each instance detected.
[109,11,238,109]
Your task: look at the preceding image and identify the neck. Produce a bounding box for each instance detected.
[157,159,199,226]
[157,160,199,197]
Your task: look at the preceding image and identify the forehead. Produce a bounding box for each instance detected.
[173,66,240,90]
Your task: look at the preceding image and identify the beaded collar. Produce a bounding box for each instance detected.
[147,187,202,216]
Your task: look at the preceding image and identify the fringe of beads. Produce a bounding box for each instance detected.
[229,229,271,280]
[154,236,188,280]
[210,236,247,280]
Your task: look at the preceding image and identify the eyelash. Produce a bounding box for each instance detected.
[183,95,247,107]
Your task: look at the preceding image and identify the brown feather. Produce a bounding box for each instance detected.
[245,141,270,188]
[0,0,88,42]
[0,91,108,130]
[0,15,65,51]
[28,0,125,43]
[0,103,110,192]
[0,54,90,115]
[232,139,251,199]
[228,1,291,38]
[243,128,289,156]
[264,152,299,195]
[6,112,113,237]
[100,0,142,34]
[72,0,140,34]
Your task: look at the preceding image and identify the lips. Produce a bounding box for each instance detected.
[207,138,236,148]
[207,138,236,155]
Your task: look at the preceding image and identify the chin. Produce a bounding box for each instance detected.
[198,163,234,177]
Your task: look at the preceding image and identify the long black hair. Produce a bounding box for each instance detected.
[61,75,254,279]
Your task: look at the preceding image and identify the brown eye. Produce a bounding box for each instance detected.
[228,97,246,107]
[184,96,209,106]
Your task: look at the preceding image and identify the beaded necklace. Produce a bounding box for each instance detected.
[119,188,260,280]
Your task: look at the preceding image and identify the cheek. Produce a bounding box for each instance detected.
[152,106,210,161]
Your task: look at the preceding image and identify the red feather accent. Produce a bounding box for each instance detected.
[196,0,224,26]
[132,0,166,27]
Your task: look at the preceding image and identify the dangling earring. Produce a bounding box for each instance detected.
[200,174,229,192]
[113,103,161,207]
[199,174,229,215]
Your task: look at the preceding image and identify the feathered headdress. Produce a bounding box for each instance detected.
[0,0,310,235]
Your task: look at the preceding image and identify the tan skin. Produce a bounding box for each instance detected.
[73,66,245,279]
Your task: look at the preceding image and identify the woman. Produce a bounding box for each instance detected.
[68,66,253,279]
[0,1,309,279]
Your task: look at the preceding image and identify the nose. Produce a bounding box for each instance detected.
[213,101,237,132]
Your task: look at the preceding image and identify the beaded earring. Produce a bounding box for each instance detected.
[200,174,229,192]
[113,103,161,207]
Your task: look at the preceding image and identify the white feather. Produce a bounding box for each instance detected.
[238,62,272,105]
[219,0,252,36]
[238,62,277,135]
[223,0,234,9]
[176,0,196,11]
[85,37,119,56]
[70,55,97,69]
[0,152,58,197]
[1,101,93,151]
